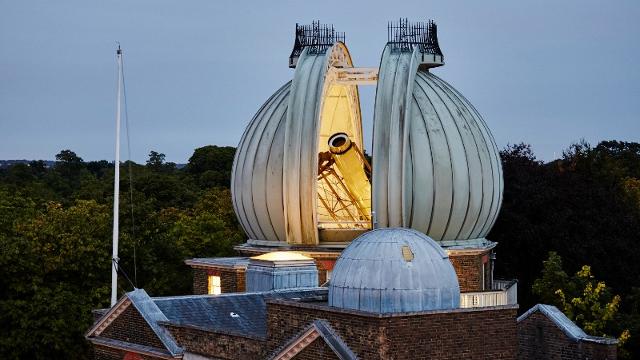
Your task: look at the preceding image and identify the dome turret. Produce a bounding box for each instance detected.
[328,228,460,313]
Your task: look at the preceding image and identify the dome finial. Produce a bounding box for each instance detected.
[289,21,346,68]
[387,18,444,68]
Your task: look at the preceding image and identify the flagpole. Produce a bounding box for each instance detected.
[111,45,123,307]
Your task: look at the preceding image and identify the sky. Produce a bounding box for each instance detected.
[1,0,639,163]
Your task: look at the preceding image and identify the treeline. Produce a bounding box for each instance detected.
[0,140,639,358]
[491,140,640,357]
[0,145,241,359]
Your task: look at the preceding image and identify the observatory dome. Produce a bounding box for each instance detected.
[232,21,503,251]
[328,228,460,313]
[232,81,291,243]
[232,39,367,247]
[372,46,503,241]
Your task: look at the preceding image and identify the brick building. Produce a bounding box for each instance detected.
[517,304,618,360]
[88,19,618,359]
[86,229,617,360]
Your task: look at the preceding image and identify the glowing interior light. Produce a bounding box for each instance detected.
[251,251,313,262]
[316,82,371,231]
[208,275,221,295]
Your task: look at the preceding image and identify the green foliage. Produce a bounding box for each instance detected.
[556,265,620,336]
[187,145,235,187]
[0,199,111,359]
[0,146,242,359]
[2,139,640,358]
[531,251,569,308]
[493,140,640,299]
[492,140,640,357]
[532,252,631,354]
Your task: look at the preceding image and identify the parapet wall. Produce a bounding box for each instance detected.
[267,300,518,359]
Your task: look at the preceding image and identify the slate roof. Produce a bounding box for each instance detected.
[89,336,176,359]
[86,288,184,358]
[517,304,618,345]
[154,287,328,339]
[127,289,184,356]
[184,257,249,269]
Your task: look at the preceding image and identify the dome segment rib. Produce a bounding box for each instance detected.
[232,41,363,246]
[232,82,291,243]
[372,46,503,242]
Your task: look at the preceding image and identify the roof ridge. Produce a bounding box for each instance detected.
[517,304,617,345]
[267,321,318,359]
[126,289,184,356]
[151,287,327,301]
[267,319,357,360]
[313,320,357,360]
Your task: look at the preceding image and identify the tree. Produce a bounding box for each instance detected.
[51,150,87,198]
[533,252,630,352]
[85,160,111,178]
[0,146,250,358]
[146,151,166,169]
[187,146,235,187]
[55,149,83,164]
[131,188,245,296]
[0,200,112,359]
[54,149,84,177]
[531,251,569,309]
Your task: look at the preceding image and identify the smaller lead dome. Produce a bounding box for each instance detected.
[329,228,460,313]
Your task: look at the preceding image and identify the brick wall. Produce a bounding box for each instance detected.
[518,312,617,360]
[268,302,385,359]
[100,305,165,350]
[293,337,340,360]
[163,323,265,360]
[449,252,486,292]
[192,268,208,295]
[192,267,245,295]
[93,344,165,360]
[384,306,517,359]
[267,301,518,359]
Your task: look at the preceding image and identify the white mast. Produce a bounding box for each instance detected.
[111,45,123,307]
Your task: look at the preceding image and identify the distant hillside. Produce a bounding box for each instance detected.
[0,160,186,169]
[0,160,55,169]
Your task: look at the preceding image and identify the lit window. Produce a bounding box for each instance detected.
[208,275,221,295]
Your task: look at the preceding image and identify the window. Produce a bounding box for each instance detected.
[208,275,221,295]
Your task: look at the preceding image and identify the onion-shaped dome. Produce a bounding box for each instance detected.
[232,42,365,247]
[328,228,460,313]
[372,46,503,241]
[232,82,291,243]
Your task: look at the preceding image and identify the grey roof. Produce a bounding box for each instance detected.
[154,287,327,339]
[329,228,460,313]
[439,238,497,250]
[313,320,357,360]
[184,257,249,269]
[88,336,175,359]
[127,289,183,356]
[517,304,618,345]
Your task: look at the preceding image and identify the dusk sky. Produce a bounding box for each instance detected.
[1,0,638,163]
